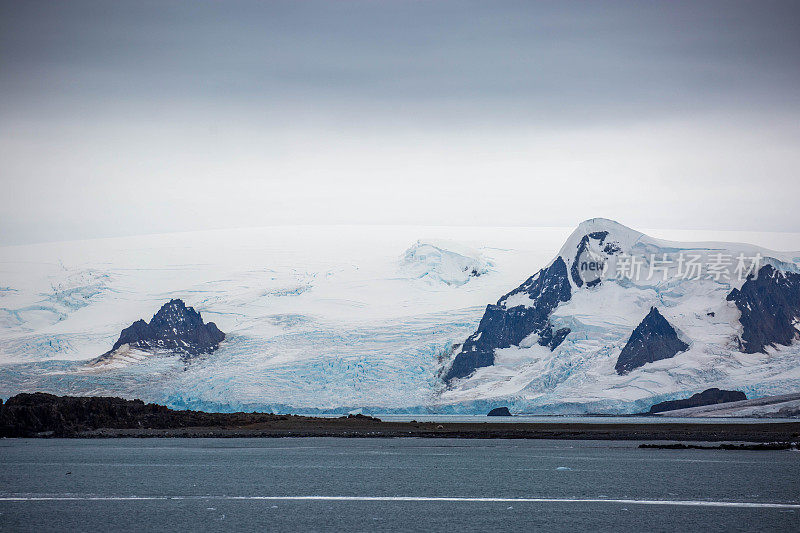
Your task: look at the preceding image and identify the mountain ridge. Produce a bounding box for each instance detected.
[439,218,800,414]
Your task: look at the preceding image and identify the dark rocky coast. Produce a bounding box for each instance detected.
[2,393,799,442]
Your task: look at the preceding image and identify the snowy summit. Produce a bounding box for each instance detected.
[440,218,800,414]
[400,240,491,286]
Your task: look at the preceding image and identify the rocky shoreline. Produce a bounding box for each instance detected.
[640,442,798,450]
[2,393,799,442]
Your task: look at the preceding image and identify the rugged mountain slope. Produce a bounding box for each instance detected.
[615,307,689,375]
[726,265,800,353]
[440,218,800,413]
[92,299,225,366]
[444,256,571,381]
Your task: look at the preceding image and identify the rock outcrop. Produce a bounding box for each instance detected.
[487,407,512,416]
[0,392,282,437]
[570,230,615,288]
[726,265,800,354]
[97,299,224,362]
[615,307,689,375]
[444,257,572,382]
[648,388,747,414]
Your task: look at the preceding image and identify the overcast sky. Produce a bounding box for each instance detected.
[1,1,799,245]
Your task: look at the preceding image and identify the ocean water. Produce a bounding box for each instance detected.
[1,438,798,532]
[345,414,800,424]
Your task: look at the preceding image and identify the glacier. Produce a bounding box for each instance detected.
[439,219,800,414]
[1,222,799,414]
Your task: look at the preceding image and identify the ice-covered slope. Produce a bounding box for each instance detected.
[0,226,566,412]
[440,219,800,414]
[399,240,491,286]
[1,222,799,414]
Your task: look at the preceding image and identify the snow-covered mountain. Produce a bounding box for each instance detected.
[440,218,800,413]
[1,222,799,414]
[0,226,561,412]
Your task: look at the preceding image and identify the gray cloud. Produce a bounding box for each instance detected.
[1,1,799,244]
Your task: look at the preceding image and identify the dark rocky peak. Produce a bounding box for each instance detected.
[103,299,225,359]
[726,264,800,354]
[648,388,747,414]
[443,257,572,382]
[149,299,206,334]
[615,307,689,375]
[499,256,572,309]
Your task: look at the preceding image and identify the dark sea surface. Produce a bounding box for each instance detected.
[1,438,798,532]
[368,415,800,424]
